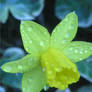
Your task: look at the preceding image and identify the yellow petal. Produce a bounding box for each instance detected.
[40,48,80,90]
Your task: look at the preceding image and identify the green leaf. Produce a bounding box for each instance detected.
[77,56,92,82]
[2,73,22,89]
[51,12,78,50]
[0,0,44,23]
[76,85,92,92]
[55,0,92,27]
[62,41,92,63]
[9,0,44,20]
[0,0,8,23]
[20,21,50,54]
[22,66,46,92]
[1,54,40,73]
[0,47,24,89]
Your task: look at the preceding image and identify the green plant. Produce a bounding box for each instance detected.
[1,12,92,92]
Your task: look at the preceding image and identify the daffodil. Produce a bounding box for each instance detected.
[1,12,92,92]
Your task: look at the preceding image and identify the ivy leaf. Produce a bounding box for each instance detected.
[76,85,92,92]
[0,0,8,23]
[0,0,44,23]
[9,0,44,20]
[2,73,22,89]
[55,0,92,27]
[77,56,92,82]
[22,66,46,92]
[0,47,24,89]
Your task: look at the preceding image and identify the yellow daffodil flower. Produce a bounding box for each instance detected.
[1,12,92,92]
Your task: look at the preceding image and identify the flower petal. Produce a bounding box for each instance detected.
[41,48,80,90]
[22,66,46,92]
[50,12,78,50]
[62,41,92,63]
[20,21,50,55]
[1,54,40,73]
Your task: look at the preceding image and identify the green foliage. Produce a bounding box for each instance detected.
[0,0,44,23]
[1,12,92,92]
[76,85,92,92]
[55,0,92,27]
[77,56,92,82]
[0,47,25,89]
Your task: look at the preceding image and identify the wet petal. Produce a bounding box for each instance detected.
[22,66,46,92]
[62,41,92,63]
[51,12,78,50]
[20,21,50,55]
[1,54,40,73]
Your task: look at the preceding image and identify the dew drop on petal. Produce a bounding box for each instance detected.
[48,71,52,75]
[74,49,78,53]
[65,34,70,38]
[62,40,66,44]
[18,65,22,70]
[30,40,32,44]
[80,51,83,54]
[28,27,33,32]
[40,41,44,46]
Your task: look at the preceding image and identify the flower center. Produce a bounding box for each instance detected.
[40,48,80,90]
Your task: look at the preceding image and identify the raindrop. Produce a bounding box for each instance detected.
[30,40,32,44]
[18,65,22,70]
[40,41,44,46]
[62,40,66,44]
[74,50,78,53]
[65,34,70,38]
[28,27,33,32]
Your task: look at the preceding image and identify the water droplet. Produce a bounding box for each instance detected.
[6,66,12,71]
[84,50,88,53]
[30,40,32,44]
[48,71,52,75]
[80,51,83,54]
[18,65,22,70]
[40,41,44,46]
[74,50,78,53]
[79,58,82,61]
[65,34,70,38]
[70,47,73,51]
[16,73,18,76]
[69,25,74,30]
[62,40,66,44]
[28,78,32,82]
[42,68,46,72]
[28,27,33,32]
[55,68,60,72]
[64,18,68,22]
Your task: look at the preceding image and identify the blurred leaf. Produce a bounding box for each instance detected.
[0,47,25,89]
[0,86,6,92]
[0,0,8,23]
[77,55,92,82]
[0,0,44,23]
[55,0,92,27]
[2,73,22,89]
[76,85,92,92]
